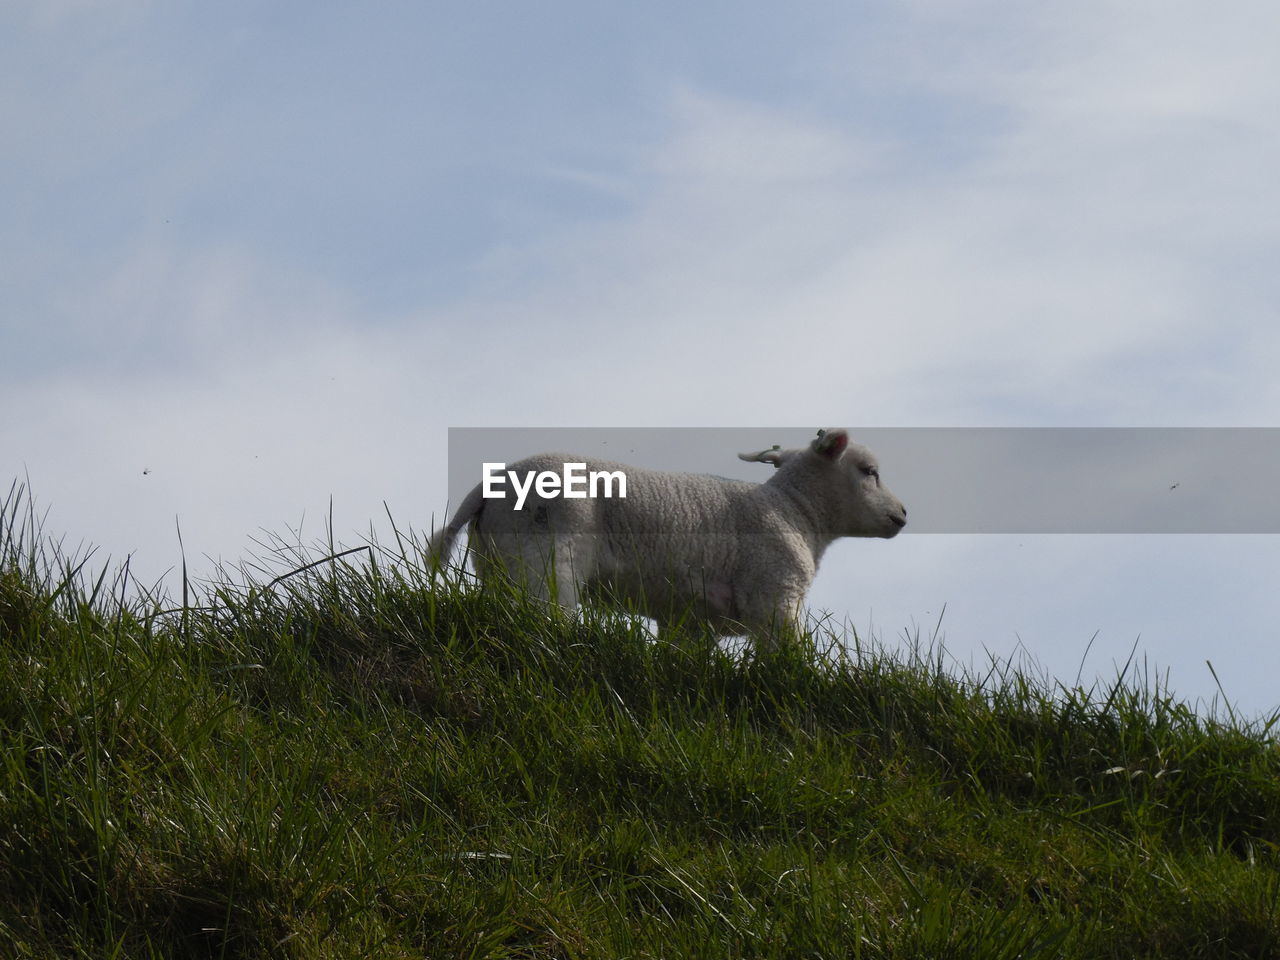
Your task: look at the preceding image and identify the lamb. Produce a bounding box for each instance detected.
[426,427,907,646]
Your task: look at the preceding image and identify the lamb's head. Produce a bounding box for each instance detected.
[814,428,907,538]
[744,428,907,539]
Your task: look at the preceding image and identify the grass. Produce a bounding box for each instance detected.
[2,480,1279,958]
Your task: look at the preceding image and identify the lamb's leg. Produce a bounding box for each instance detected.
[482,533,582,614]
[741,593,806,653]
[545,540,584,611]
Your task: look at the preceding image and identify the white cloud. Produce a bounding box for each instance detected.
[653,87,888,187]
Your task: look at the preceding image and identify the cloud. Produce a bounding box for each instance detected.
[653,87,887,187]
[649,13,1276,420]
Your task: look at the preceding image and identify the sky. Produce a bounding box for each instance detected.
[4,2,1279,715]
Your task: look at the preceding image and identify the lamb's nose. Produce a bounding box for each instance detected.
[891,511,907,528]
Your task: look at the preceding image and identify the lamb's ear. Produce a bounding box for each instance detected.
[811,427,849,461]
[739,445,784,468]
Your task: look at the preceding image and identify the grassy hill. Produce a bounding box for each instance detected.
[2,483,1279,959]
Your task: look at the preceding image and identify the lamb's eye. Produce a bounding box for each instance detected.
[861,464,878,478]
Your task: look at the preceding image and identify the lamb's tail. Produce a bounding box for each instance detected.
[425,482,487,570]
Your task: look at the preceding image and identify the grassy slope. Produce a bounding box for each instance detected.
[2,485,1279,959]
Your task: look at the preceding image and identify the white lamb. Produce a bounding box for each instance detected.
[426,428,907,646]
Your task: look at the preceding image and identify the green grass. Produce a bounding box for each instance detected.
[2,480,1279,958]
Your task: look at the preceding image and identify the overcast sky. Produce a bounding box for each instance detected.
[4,2,1279,715]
